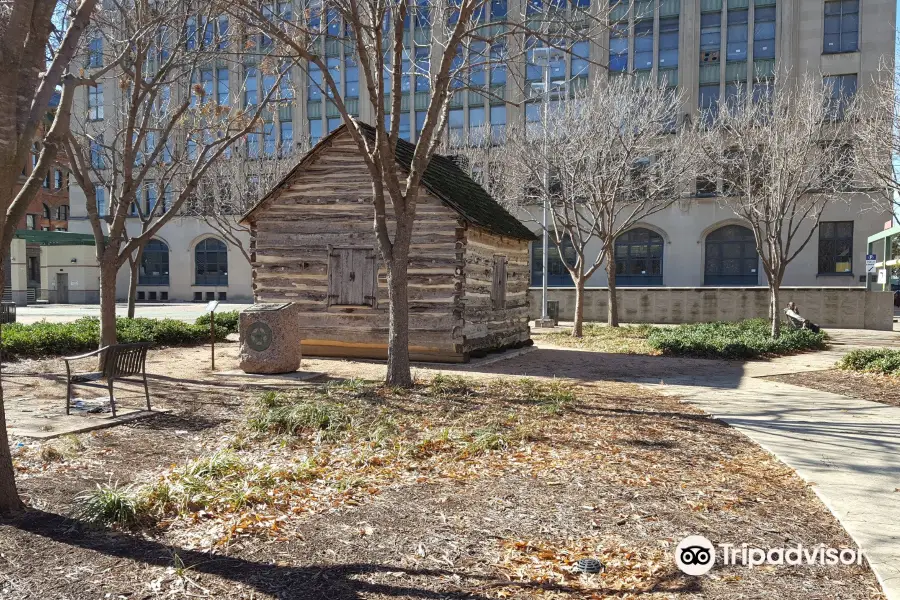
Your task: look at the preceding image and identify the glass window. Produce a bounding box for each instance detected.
[753,7,776,59]
[571,41,589,77]
[470,42,487,88]
[615,228,664,286]
[491,43,507,85]
[309,119,323,144]
[415,111,426,138]
[490,105,506,144]
[88,84,104,120]
[140,240,170,285]
[90,137,105,169]
[634,20,653,71]
[825,74,857,119]
[280,121,293,156]
[531,235,576,286]
[818,221,854,273]
[468,106,485,145]
[491,0,507,19]
[705,225,759,285]
[246,131,260,159]
[345,55,359,98]
[726,10,748,61]
[658,17,679,69]
[824,0,859,54]
[307,63,322,101]
[26,214,36,230]
[700,12,721,56]
[398,113,411,141]
[448,108,464,146]
[195,238,228,286]
[245,68,258,106]
[699,84,720,124]
[88,37,103,68]
[95,187,106,217]
[610,23,628,72]
[214,68,228,105]
[263,121,276,158]
[415,47,430,92]
[201,69,213,103]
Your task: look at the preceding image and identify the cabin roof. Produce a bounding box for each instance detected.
[240,121,537,241]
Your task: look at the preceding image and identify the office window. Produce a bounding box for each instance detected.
[263,121,277,158]
[470,42,487,88]
[469,106,485,145]
[570,41,589,78]
[609,23,628,72]
[699,84,720,124]
[526,40,543,81]
[415,111,426,138]
[490,105,506,144]
[415,47,430,92]
[615,228,664,286]
[217,68,229,104]
[700,13,721,60]
[309,118,322,144]
[531,235,576,286]
[245,68,258,106]
[280,121,294,157]
[88,37,103,68]
[88,84,104,120]
[492,43,508,84]
[187,136,197,160]
[246,131,260,159]
[345,55,359,98]
[327,117,341,133]
[491,0,507,19]
[308,62,322,101]
[753,6,776,59]
[95,187,106,217]
[818,221,853,274]
[448,108,464,146]
[145,185,157,215]
[398,113,411,141]
[658,17,679,69]
[55,170,65,189]
[824,0,859,54]
[90,137,105,169]
[825,74,857,119]
[634,20,653,71]
[195,238,228,285]
[726,10,748,61]
[140,239,170,285]
[200,69,213,103]
[25,214,36,230]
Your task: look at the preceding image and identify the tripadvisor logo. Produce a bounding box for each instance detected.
[675,535,716,576]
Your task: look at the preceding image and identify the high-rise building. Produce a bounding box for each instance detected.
[67,0,896,304]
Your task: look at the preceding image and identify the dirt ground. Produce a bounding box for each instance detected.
[0,342,885,599]
[766,368,900,407]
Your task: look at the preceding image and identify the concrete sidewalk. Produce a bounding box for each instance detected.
[640,348,900,599]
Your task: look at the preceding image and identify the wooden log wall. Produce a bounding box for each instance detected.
[460,227,532,353]
[249,130,467,359]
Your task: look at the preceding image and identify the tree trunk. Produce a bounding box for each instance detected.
[572,275,586,338]
[606,260,619,328]
[99,259,119,350]
[770,284,781,338]
[126,248,143,319]
[385,255,412,387]
[0,263,23,515]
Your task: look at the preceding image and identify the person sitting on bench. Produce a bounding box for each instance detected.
[784,302,820,333]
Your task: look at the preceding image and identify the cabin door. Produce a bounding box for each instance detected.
[328,247,377,307]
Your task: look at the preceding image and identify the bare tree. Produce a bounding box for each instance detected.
[699,72,855,337]
[63,0,289,347]
[230,0,614,385]
[0,0,99,514]
[494,76,697,335]
[187,138,307,265]
[847,58,898,214]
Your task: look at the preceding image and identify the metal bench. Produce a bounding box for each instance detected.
[0,303,15,324]
[64,343,152,417]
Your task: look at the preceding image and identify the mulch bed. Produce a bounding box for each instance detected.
[766,369,900,408]
[0,349,885,599]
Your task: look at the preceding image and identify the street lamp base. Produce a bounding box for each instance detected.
[534,317,557,329]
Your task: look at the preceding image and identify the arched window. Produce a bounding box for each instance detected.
[140,239,170,285]
[56,205,69,220]
[615,228,664,286]
[195,238,228,286]
[42,203,51,219]
[704,224,759,285]
[531,235,577,287]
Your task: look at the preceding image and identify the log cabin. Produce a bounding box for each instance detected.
[240,122,537,363]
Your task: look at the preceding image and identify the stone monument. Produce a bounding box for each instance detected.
[239,303,302,374]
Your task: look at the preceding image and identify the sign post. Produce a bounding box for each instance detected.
[866,254,877,274]
[206,300,219,370]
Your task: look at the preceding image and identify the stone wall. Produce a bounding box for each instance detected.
[528,287,894,331]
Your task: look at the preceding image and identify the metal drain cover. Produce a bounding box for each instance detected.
[573,558,604,574]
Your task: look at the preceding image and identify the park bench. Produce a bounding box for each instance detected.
[64,343,152,417]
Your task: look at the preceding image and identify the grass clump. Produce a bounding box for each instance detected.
[646,319,826,359]
[839,348,900,375]
[544,324,654,353]
[503,378,577,414]
[75,482,142,527]
[249,391,352,440]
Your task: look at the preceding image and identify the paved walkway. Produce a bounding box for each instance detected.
[639,328,900,600]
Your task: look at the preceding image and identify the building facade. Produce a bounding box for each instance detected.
[66,0,896,305]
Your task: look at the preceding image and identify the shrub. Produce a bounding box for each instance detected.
[839,348,900,375]
[646,319,826,359]
[194,310,240,335]
[249,391,351,439]
[75,482,142,527]
[1,315,234,359]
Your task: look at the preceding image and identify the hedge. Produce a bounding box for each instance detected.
[646,319,827,360]
[1,311,240,359]
[839,348,900,376]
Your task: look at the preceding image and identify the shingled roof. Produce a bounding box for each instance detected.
[241,122,537,241]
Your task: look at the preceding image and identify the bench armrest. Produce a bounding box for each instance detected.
[63,346,109,362]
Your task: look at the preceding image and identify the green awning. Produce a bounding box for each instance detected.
[13,230,97,246]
